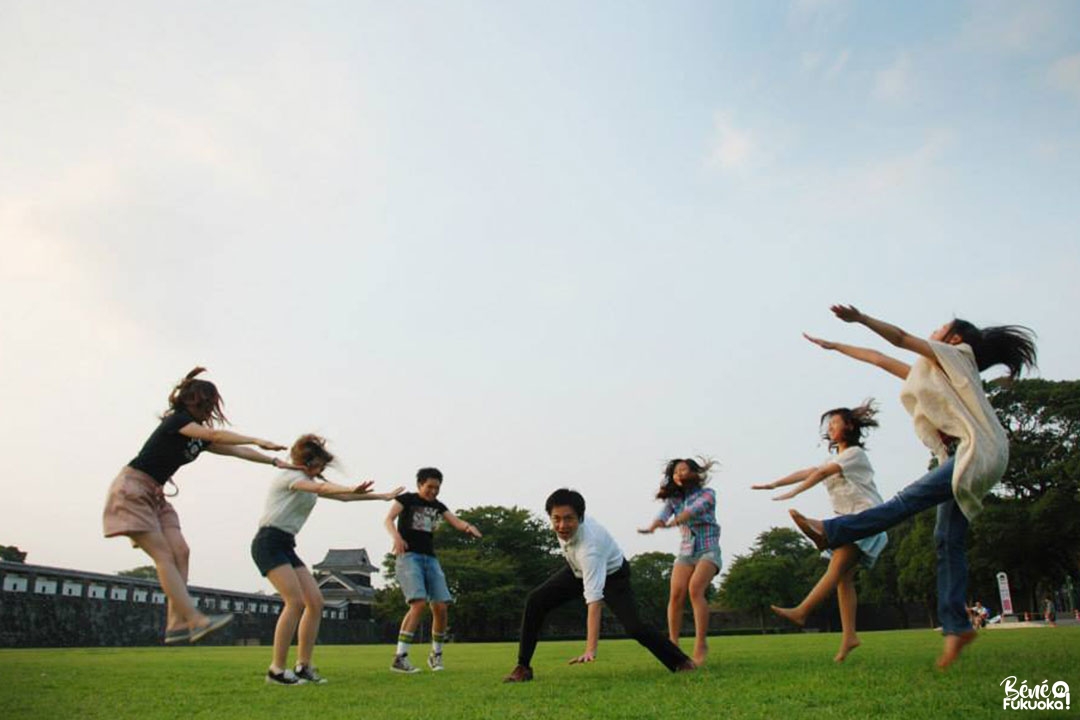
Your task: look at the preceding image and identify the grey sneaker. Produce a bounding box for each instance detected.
[189,613,234,643]
[390,653,421,674]
[266,669,306,686]
[427,651,444,671]
[294,664,327,684]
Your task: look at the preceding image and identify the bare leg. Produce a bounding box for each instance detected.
[834,564,861,662]
[431,602,448,636]
[400,600,428,635]
[688,560,719,666]
[266,565,304,672]
[294,567,324,668]
[937,631,977,669]
[772,544,860,627]
[130,530,206,630]
[161,526,191,633]
[667,563,692,645]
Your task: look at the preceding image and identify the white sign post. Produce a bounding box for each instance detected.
[997,571,1015,621]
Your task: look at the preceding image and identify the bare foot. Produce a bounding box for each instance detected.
[834,636,861,662]
[692,646,708,667]
[789,509,828,551]
[771,605,805,627]
[936,630,977,669]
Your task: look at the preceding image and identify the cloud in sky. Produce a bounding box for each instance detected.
[707,113,756,171]
[1048,53,1080,101]
[957,0,1059,54]
[873,52,914,104]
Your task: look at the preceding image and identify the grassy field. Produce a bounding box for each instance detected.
[4,628,1078,719]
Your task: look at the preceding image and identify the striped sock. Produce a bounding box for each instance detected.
[432,631,447,654]
[396,630,414,656]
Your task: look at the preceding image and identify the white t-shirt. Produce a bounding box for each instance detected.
[899,341,1009,520]
[258,471,318,535]
[559,516,625,604]
[822,446,884,516]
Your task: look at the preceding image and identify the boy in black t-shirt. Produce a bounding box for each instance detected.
[384,468,482,673]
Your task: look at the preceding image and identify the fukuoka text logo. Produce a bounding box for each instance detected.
[1000,677,1071,711]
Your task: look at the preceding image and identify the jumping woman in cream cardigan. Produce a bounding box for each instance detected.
[791,305,1036,669]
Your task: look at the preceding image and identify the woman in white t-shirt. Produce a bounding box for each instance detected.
[251,435,403,686]
[753,400,885,662]
[792,304,1036,669]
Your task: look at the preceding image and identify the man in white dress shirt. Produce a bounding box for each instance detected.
[504,488,695,682]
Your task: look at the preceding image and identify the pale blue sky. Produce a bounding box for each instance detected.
[2,1,1078,593]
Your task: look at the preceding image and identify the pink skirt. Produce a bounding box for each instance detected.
[103,466,181,538]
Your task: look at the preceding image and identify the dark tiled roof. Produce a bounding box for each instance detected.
[312,548,378,574]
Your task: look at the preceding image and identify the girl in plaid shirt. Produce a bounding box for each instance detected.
[639,458,721,667]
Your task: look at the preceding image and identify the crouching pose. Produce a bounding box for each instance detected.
[504,489,696,682]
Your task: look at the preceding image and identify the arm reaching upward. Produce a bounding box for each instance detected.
[830,304,937,362]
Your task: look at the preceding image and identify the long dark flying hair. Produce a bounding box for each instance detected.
[166,367,227,426]
[820,399,879,452]
[948,319,1038,381]
[656,457,716,500]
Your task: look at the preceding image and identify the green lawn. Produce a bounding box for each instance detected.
[4,628,1078,719]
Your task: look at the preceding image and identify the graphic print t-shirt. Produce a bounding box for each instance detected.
[128,410,208,485]
[395,492,449,556]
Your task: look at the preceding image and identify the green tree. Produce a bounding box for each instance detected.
[964,379,1080,613]
[989,379,1080,499]
[628,551,677,630]
[894,510,937,626]
[718,528,822,632]
[0,545,27,563]
[117,565,158,579]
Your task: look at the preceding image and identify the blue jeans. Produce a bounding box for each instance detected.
[822,458,971,634]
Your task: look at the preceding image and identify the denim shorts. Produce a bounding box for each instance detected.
[396,552,453,604]
[822,531,888,570]
[674,547,723,571]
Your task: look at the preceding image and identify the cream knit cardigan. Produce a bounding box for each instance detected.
[899,341,1009,520]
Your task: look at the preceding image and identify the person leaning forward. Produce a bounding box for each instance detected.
[504,488,696,682]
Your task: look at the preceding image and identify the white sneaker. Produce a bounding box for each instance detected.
[427,651,444,671]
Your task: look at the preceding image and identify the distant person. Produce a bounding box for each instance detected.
[638,457,721,666]
[504,489,696,682]
[969,600,988,629]
[792,306,1036,668]
[252,434,402,685]
[753,400,886,662]
[384,467,482,673]
[103,367,296,644]
[1043,596,1057,626]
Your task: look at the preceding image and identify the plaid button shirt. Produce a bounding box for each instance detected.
[656,486,720,556]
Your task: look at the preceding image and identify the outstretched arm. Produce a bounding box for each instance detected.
[204,443,302,469]
[803,333,911,380]
[181,424,286,451]
[752,466,817,490]
[327,484,406,503]
[830,304,936,362]
[772,462,842,501]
